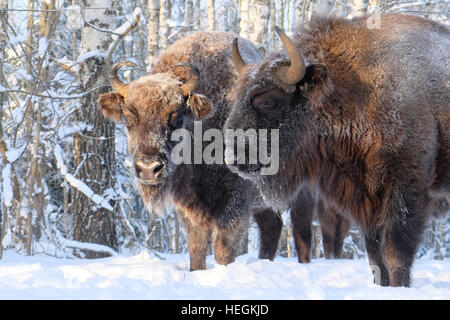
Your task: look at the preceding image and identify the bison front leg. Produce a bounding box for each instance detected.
[253,208,283,261]
[212,217,249,266]
[382,210,426,287]
[364,229,390,286]
[290,190,315,263]
[180,214,211,271]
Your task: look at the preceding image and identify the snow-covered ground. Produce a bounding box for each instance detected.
[0,251,449,300]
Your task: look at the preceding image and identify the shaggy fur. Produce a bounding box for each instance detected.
[225,14,449,286]
[98,32,263,270]
[98,31,348,269]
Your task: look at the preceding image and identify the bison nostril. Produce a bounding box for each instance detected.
[153,163,164,176]
[134,159,165,181]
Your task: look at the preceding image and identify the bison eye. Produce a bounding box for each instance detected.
[168,110,184,129]
[251,88,288,114]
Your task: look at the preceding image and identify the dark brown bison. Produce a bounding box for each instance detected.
[97,31,348,270]
[225,14,449,286]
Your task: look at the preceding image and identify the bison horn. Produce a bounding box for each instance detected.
[174,62,200,96]
[275,26,305,85]
[109,61,137,97]
[232,37,247,74]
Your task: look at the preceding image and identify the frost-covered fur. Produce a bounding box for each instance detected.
[98,32,262,270]
[226,14,450,286]
[98,31,351,270]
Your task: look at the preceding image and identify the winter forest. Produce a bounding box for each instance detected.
[0,0,449,299]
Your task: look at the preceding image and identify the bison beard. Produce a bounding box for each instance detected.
[226,14,450,287]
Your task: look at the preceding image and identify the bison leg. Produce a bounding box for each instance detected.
[317,201,350,259]
[332,215,350,258]
[253,208,283,260]
[364,229,390,286]
[317,199,336,259]
[181,214,211,271]
[212,216,249,266]
[382,213,425,287]
[290,190,315,263]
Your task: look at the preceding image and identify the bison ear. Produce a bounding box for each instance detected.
[97,92,124,122]
[187,93,212,119]
[298,64,328,92]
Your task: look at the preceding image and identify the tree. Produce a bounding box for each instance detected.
[71,0,122,258]
[239,0,250,37]
[148,0,160,67]
[207,0,215,30]
[248,0,270,53]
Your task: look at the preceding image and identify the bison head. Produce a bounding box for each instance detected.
[97,61,212,211]
[225,27,330,206]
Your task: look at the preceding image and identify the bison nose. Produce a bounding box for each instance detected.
[134,159,165,182]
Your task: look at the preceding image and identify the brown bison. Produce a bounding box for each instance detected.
[226,14,449,286]
[97,32,262,271]
[97,31,348,270]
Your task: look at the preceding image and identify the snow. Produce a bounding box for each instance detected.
[38,37,48,57]
[112,8,142,41]
[75,50,105,64]
[4,144,26,163]
[0,251,449,300]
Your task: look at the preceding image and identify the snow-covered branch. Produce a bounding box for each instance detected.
[53,145,114,212]
[105,7,141,68]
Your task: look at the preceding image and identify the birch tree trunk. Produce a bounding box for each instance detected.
[368,0,379,13]
[248,0,270,54]
[194,0,201,30]
[270,0,277,48]
[72,0,119,258]
[159,0,169,50]
[207,0,215,30]
[239,0,249,37]
[294,0,302,22]
[186,0,194,32]
[278,0,285,31]
[148,0,160,67]
[24,0,36,255]
[353,0,368,16]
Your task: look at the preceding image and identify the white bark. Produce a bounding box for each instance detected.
[248,0,270,53]
[194,0,201,30]
[148,0,160,67]
[352,0,368,17]
[294,0,302,22]
[278,0,284,30]
[270,0,277,48]
[186,0,194,31]
[207,0,215,30]
[368,0,379,13]
[80,0,113,54]
[160,0,169,49]
[239,0,249,37]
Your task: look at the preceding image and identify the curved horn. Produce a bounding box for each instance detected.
[109,61,137,97]
[174,62,200,96]
[232,37,247,74]
[275,26,305,85]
